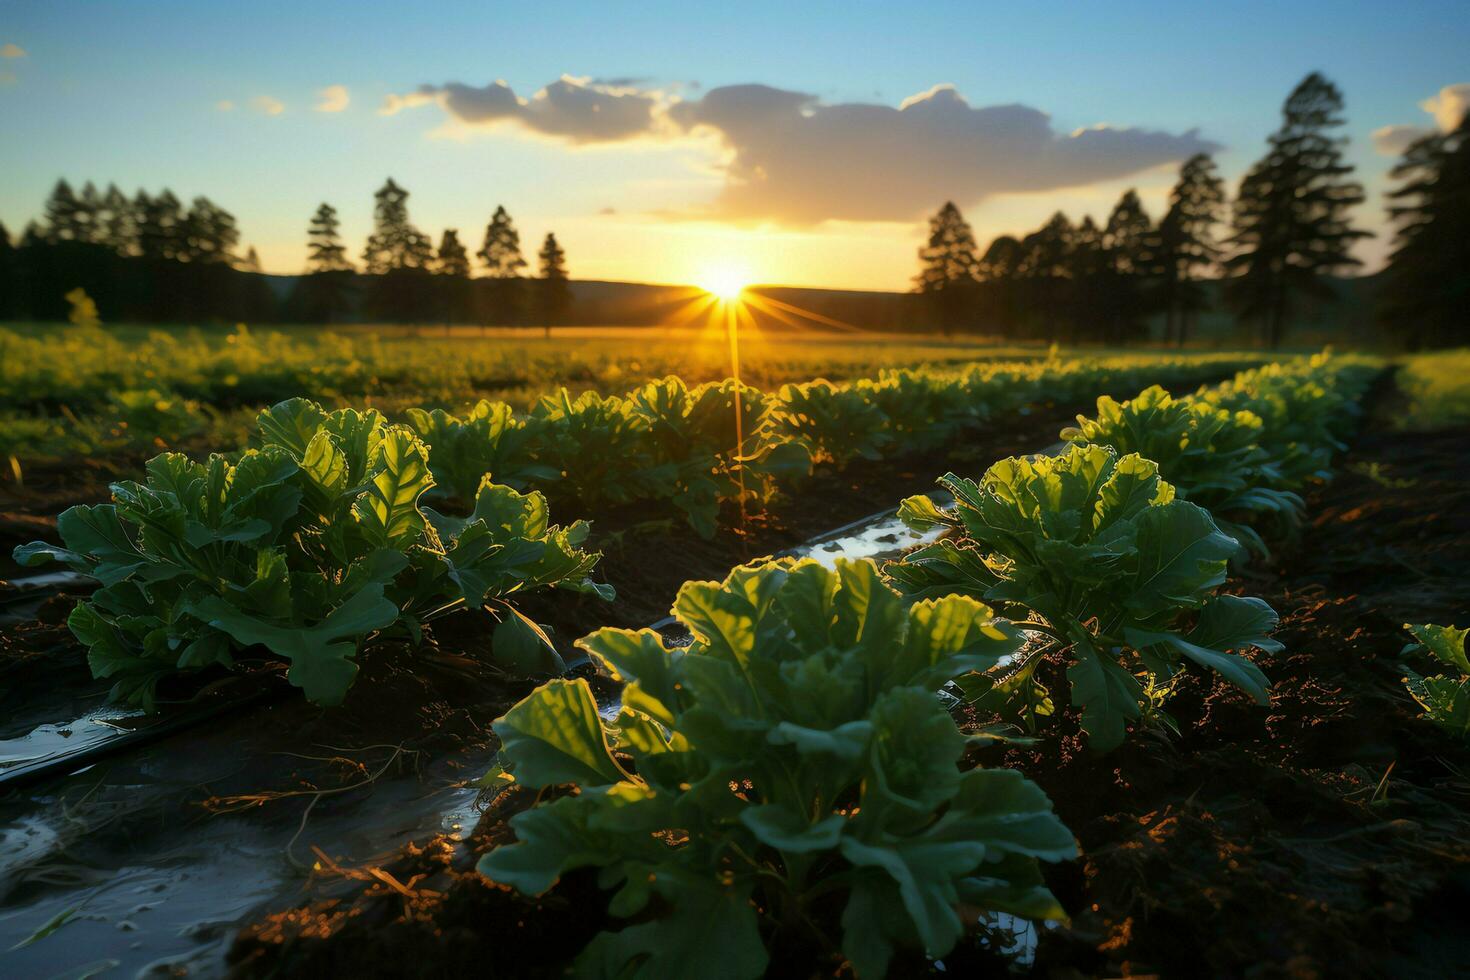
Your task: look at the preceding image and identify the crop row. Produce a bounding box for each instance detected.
[405,352,1263,536]
[12,352,1378,975]
[478,352,1381,976]
[14,353,1261,708]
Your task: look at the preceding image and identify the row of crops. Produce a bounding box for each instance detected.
[469,353,1386,976]
[13,350,1408,975]
[12,352,1256,709]
[391,352,1259,535]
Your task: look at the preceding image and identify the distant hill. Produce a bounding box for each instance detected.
[261,271,1384,343]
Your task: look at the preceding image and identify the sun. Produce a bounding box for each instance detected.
[697,264,751,301]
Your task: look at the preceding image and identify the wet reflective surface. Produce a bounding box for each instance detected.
[0,498,956,976]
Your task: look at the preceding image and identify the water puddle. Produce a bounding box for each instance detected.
[0,707,148,774]
[0,494,973,977]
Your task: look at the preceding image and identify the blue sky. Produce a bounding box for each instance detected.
[2,1,1466,288]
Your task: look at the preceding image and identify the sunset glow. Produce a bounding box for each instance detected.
[698,265,751,302]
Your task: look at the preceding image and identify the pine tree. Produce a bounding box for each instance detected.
[1155,154,1225,346]
[182,197,239,264]
[1379,113,1470,349]
[1227,72,1371,348]
[240,246,263,273]
[1103,190,1152,275]
[76,181,103,245]
[536,232,570,338]
[137,190,184,261]
[436,229,470,278]
[362,178,433,274]
[478,206,527,325]
[1097,189,1154,343]
[478,206,527,277]
[914,201,980,335]
[100,184,137,255]
[41,179,84,243]
[307,203,352,272]
[1018,212,1074,342]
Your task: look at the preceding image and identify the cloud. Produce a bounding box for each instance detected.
[1375,83,1470,156]
[1421,82,1470,132]
[384,75,1218,224]
[381,74,660,143]
[0,43,25,58]
[1372,123,1431,156]
[315,84,350,113]
[251,95,285,116]
[215,99,236,112]
[667,83,1220,223]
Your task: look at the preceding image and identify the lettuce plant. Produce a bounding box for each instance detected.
[766,379,892,469]
[404,399,556,502]
[1401,623,1470,737]
[891,445,1280,751]
[1062,385,1305,559]
[14,398,609,708]
[479,559,1075,979]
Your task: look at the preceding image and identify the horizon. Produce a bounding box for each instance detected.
[2,1,1467,290]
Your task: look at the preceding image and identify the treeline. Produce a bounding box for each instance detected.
[0,183,277,323]
[0,178,574,330]
[916,72,1469,349]
[300,180,571,331]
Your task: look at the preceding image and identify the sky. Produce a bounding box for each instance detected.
[1,1,1467,290]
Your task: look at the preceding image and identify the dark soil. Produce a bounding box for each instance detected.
[225,393,1470,979]
[1009,409,1470,979]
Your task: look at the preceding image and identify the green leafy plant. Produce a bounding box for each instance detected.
[479,558,1075,979]
[1062,385,1304,559]
[14,398,610,708]
[766,378,891,470]
[1401,623,1470,737]
[890,445,1280,751]
[404,399,556,502]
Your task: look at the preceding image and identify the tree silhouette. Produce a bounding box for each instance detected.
[362,178,433,274]
[975,234,1025,335]
[478,205,528,325]
[1018,211,1073,341]
[100,184,136,254]
[295,202,355,324]
[76,182,103,245]
[1227,72,1370,348]
[239,246,263,273]
[1155,154,1225,346]
[362,178,433,322]
[40,180,85,243]
[435,228,472,325]
[1379,112,1470,349]
[181,197,239,264]
[1098,189,1154,343]
[307,203,352,272]
[536,232,570,338]
[436,228,470,278]
[914,201,980,335]
[1066,215,1109,340]
[137,190,185,261]
[479,206,527,277]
